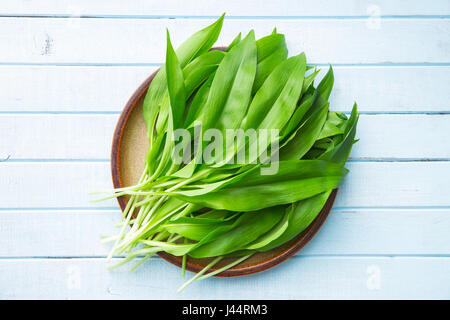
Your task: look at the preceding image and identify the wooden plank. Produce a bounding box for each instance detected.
[1,208,449,257]
[1,0,449,17]
[0,162,115,209]
[0,18,448,64]
[334,161,450,208]
[1,114,449,160]
[0,65,155,112]
[1,65,449,112]
[0,257,449,299]
[0,210,118,257]
[0,114,118,160]
[329,66,450,113]
[352,114,450,160]
[0,162,449,208]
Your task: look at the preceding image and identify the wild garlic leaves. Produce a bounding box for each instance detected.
[98,14,359,291]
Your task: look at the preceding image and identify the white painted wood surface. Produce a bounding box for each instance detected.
[0,1,449,299]
[1,66,449,112]
[1,0,449,17]
[0,18,448,64]
[1,257,449,299]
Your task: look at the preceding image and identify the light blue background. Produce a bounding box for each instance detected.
[0,1,449,299]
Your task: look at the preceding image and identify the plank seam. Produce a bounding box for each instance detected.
[3,158,450,163]
[1,111,450,115]
[0,14,449,20]
[1,254,450,260]
[2,207,450,213]
[0,62,449,67]
[2,205,450,211]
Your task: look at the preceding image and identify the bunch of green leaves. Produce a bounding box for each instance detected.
[94,14,359,292]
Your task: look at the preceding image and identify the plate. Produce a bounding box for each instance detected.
[111,48,337,276]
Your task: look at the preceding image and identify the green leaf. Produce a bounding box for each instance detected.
[183,74,214,128]
[189,207,284,258]
[163,216,235,241]
[320,103,359,164]
[327,111,348,128]
[200,30,257,132]
[176,14,225,64]
[182,50,225,96]
[139,240,195,256]
[172,160,347,211]
[180,176,342,212]
[302,68,320,94]
[157,51,225,134]
[252,33,288,94]
[280,101,328,160]
[245,205,292,250]
[165,30,187,129]
[235,160,345,187]
[244,53,307,131]
[226,32,241,52]
[257,191,332,251]
[256,32,286,62]
[316,65,334,102]
[316,121,344,140]
[281,89,317,138]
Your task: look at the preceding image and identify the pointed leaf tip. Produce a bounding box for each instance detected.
[216,13,225,24]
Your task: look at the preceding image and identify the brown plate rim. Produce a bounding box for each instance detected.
[110,47,337,277]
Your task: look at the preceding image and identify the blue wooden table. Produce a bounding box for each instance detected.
[1,0,449,299]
